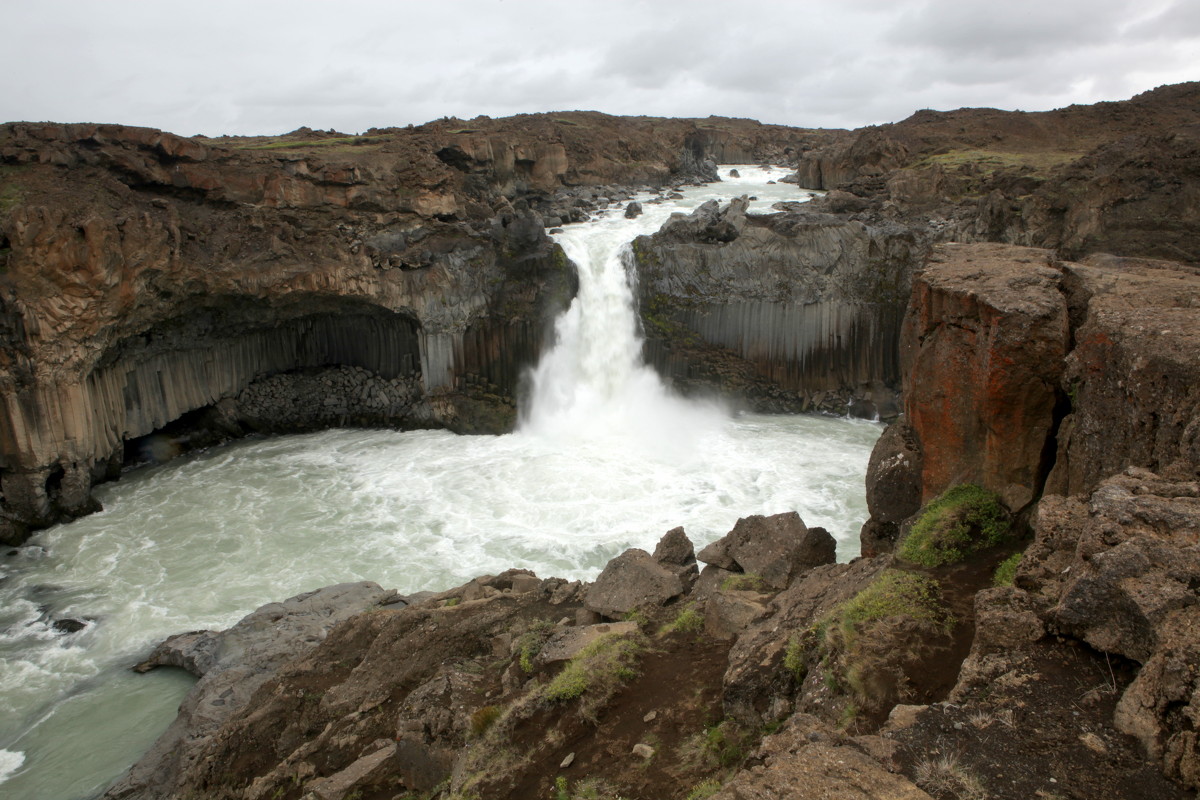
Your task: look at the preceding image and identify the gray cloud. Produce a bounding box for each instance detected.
[1,0,1197,135]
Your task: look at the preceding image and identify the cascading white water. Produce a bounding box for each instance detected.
[522,193,723,455]
[0,168,878,800]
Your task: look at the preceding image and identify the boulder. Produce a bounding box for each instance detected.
[653,526,699,587]
[584,548,684,619]
[697,512,835,590]
[864,419,922,524]
[624,201,643,219]
[704,590,769,640]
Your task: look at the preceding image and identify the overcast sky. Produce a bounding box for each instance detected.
[3,0,1198,137]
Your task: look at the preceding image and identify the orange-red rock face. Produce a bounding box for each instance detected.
[902,243,1070,510]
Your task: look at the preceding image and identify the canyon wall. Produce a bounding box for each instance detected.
[0,117,838,543]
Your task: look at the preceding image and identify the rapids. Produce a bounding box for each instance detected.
[0,167,881,799]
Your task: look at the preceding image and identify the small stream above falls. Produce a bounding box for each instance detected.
[0,167,883,799]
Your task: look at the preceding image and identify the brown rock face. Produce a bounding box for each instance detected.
[1048,254,1200,496]
[901,243,1070,510]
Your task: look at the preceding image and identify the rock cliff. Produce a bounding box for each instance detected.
[0,115,838,543]
[631,197,923,418]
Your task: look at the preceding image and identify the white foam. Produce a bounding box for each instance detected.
[0,748,25,784]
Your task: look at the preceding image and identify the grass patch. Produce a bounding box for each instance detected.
[792,570,955,713]
[685,779,723,800]
[515,619,556,673]
[554,776,626,800]
[541,630,646,721]
[236,134,389,151]
[720,573,771,592]
[659,603,704,636]
[468,705,501,738]
[679,720,754,771]
[911,148,1082,176]
[0,165,29,212]
[993,551,1023,587]
[835,570,953,645]
[898,484,1012,567]
[912,753,988,800]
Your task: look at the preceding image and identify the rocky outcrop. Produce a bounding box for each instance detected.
[790,83,1200,266]
[1047,254,1200,497]
[108,468,1197,800]
[857,240,1200,793]
[632,197,926,417]
[109,582,395,799]
[584,547,684,619]
[871,242,1200,519]
[697,511,835,590]
[901,243,1070,510]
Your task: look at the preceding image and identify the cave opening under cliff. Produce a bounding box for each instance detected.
[96,295,426,469]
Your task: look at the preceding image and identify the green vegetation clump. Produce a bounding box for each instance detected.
[783,623,824,683]
[898,484,1011,567]
[468,705,501,738]
[834,570,953,650]
[685,779,723,800]
[720,573,771,592]
[659,603,704,636]
[541,630,646,721]
[791,569,954,716]
[993,552,1023,587]
[679,720,753,771]
[236,134,389,151]
[515,619,556,673]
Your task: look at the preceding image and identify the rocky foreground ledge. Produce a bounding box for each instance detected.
[106,242,1199,800]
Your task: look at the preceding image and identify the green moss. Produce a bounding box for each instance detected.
[659,603,704,636]
[720,573,771,592]
[541,630,645,720]
[836,570,953,644]
[515,619,555,673]
[898,484,1012,567]
[993,552,1023,587]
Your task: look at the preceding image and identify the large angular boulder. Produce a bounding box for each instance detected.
[584,548,684,619]
[698,512,836,590]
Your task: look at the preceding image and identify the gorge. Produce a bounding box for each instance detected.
[1,83,1199,800]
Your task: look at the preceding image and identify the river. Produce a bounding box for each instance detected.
[0,166,882,798]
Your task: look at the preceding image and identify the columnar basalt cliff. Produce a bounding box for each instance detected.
[631,197,923,418]
[0,115,840,543]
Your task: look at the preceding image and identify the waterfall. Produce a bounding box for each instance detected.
[519,195,724,455]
